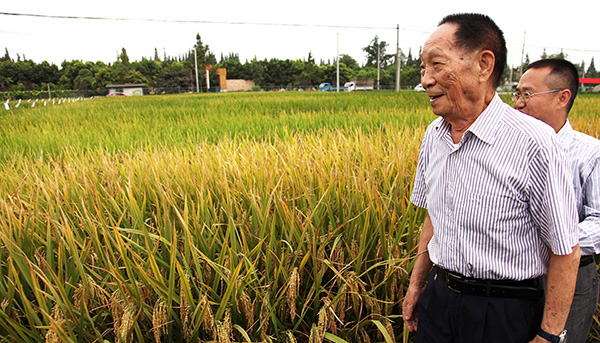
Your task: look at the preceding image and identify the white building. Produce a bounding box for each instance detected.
[106,84,146,96]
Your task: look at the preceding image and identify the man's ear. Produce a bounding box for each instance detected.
[477,50,495,83]
[557,89,572,110]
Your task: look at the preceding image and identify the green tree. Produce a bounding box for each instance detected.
[587,58,598,78]
[265,59,299,87]
[1,48,11,62]
[94,65,114,88]
[60,60,90,89]
[298,60,323,87]
[400,64,421,87]
[192,33,216,86]
[74,69,95,90]
[363,36,393,68]
[219,52,240,63]
[12,60,35,90]
[0,60,16,90]
[122,70,147,84]
[132,58,162,85]
[118,48,130,65]
[217,59,247,80]
[319,63,353,85]
[156,61,193,89]
[33,61,60,87]
[247,58,267,87]
[339,54,359,70]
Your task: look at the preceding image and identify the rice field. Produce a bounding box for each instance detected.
[0,91,599,343]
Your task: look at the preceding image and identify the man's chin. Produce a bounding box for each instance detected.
[429,106,447,118]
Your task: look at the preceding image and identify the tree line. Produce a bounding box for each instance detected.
[1,33,598,96]
[0,34,424,96]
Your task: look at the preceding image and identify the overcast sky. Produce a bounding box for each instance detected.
[2,0,599,70]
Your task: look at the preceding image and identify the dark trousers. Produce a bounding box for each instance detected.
[563,259,599,343]
[416,267,544,343]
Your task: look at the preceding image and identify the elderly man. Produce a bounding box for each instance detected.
[402,13,580,343]
[515,58,600,343]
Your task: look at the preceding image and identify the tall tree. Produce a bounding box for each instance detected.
[118,48,130,65]
[192,33,216,85]
[587,58,598,78]
[363,36,393,68]
[339,54,359,70]
[220,52,240,63]
[1,48,11,62]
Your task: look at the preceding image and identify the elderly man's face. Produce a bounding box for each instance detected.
[420,23,482,118]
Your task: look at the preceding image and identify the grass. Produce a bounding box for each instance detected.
[0,91,598,342]
[0,92,433,160]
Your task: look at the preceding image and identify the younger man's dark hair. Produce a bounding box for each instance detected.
[527,58,579,113]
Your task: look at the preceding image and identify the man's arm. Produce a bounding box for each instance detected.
[530,244,580,343]
[402,213,434,333]
[577,158,600,255]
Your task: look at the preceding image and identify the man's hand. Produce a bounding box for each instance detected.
[403,284,424,332]
[402,214,434,333]
[528,244,580,343]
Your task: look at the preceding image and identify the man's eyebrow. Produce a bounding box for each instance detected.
[516,86,533,92]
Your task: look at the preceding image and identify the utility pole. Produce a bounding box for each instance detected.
[194,48,200,93]
[519,31,526,78]
[509,65,513,91]
[581,61,586,90]
[206,67,210,91]
[395,24,401,92]
[377,42,380,91]
[336,33,340,92]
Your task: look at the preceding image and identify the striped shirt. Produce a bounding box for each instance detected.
[411,94,579,280]
[558,120,600,256]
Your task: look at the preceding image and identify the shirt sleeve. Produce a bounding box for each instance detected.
[529,141,579,255]
[410,128,431,209]
[577,156,600,255]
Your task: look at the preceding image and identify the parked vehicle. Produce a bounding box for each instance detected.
[107,92,126,97]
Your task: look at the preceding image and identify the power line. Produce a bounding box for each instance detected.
[529,45,600,54]
[0,11,429,33]
[2,11,598,61]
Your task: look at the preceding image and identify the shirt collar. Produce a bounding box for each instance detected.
[433,93,504,145]
[557,119,574,144]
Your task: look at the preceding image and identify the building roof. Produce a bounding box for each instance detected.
[105,84,147,88]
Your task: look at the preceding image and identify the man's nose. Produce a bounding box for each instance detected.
[513,97,525,110]
[421,70,435,89]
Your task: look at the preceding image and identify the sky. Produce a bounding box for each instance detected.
[1,0,600,71]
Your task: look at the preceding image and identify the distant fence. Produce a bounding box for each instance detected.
[0,84,418,101]
[0,89,107,101]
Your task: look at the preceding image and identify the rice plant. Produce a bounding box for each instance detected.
[0,91,598,342]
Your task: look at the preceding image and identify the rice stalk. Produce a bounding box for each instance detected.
[286,267,300,321]
[117,303,137,343]
[152,299,168,343]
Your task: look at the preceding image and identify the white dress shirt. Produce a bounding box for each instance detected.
[411,94,579,280]
[558,120,600,256]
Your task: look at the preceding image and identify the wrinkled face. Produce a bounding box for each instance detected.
[514,67,558,126]
[420,23,482,118]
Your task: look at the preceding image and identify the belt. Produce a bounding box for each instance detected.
[437,268,543,298]
[580,255,595,268]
